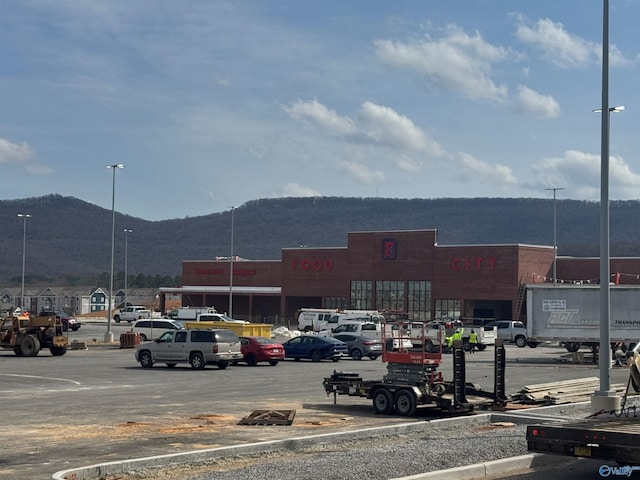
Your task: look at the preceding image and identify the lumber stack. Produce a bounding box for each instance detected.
[513,377,627,405]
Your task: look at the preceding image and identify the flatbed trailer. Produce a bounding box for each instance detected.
[323,320,507,416]
[526,412,640,466]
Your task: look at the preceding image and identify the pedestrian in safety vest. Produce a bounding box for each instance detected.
[468,329,478,353]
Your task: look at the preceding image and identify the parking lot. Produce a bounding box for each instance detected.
[0,319,634,480]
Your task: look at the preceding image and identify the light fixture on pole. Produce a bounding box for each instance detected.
[124,229,133,308]
[544,188,564,286]
[17,213,32,312]
[106,164,124,343]
[228,206,236,318]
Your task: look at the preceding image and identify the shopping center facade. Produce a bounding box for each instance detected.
[156,229,638,325]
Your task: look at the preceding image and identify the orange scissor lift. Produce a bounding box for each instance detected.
[323,319,507,416]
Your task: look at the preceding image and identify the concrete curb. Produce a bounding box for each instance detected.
[51,404,587,480]
[390,453,568,480]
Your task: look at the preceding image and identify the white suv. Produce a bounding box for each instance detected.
[132,319,184,341]
[135,328,242,369]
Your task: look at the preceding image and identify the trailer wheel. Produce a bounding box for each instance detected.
[372,388,393,415]
[395,389,417,417]
[565,342,581,353]
[20,335,40,357]
[50,345,67,356]
[631,365,640,393]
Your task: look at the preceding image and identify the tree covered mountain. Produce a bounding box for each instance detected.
[1,194,638,286]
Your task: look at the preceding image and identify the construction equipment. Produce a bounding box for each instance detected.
[323,319,507,416]
[0,312,68,356]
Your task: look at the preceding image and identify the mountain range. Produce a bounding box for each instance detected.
[1,194,639,286]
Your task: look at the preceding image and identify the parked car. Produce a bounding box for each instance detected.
[237,336,285,366]
[135,328,242,369]
[132,318,184,341]
[282,335,348,362]
[333,333,382,360]
[39,310,81,332]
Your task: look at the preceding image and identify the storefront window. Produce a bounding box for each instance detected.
[375,280,404,312]
[325,297,347,310]
[350,281,373,310]
[408,281,431,321]
[434,299,460,320]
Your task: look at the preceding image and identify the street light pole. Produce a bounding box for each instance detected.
[124,229,133,308]
[544,188,564,286]
[229,206,236,318]
[17,213,31,312]
[106,164,124,343]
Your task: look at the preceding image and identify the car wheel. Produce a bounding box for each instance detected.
[368,355,379,360]
[72,326,80,331]
[351,348,363,360]
[294,357,301,362]
[372,388,394,415]
[114,315,120,323]
[332,356,340,362]
[246,353,258,366]
[477,344,487,351]
[395,389,417,416]
[268,360,279,366]
[139,350,153,368]
[515,336,527,348]
[310,350,321,362]
[190,353,205,370]
[217,361,229,370]
[424,340,434,353]
[139,333,148,341]
[166,363,177,368]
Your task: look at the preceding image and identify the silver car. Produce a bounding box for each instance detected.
[135,328,242,369]
[333,333,382,360]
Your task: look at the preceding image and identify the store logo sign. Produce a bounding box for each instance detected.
[382,239,397,260]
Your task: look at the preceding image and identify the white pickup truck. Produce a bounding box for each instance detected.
[114,306,152,324]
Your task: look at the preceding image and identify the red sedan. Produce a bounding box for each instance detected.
[238,336,285,366]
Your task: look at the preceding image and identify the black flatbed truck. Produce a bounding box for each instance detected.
[526,412,640,466]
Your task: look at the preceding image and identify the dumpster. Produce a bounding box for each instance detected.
[184,321,273,338]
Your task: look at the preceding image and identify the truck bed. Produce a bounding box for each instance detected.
[527,412,640,465]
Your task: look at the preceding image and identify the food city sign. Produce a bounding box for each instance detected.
[290,258,334,271]
[451,256,497,272]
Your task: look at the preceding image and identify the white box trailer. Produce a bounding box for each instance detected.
[525,285,640,350]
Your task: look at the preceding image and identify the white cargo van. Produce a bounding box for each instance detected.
[296,309,339,332]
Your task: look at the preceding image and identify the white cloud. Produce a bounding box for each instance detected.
[532,150,640,199]
[516,85,560,118]
[357,101,445,156]
[338,160,385,184]
[374,24,509,101]
[284,100,357,137]
[458,152,518,187]
[515,17,631,68]
[0,138,53,175]
[281,182,321,197]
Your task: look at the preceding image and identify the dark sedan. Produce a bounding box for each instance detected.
[283,335,348,362]
[333,333,382,360]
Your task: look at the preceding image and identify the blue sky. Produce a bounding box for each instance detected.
[1,1,639,221]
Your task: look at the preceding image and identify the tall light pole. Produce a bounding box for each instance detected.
[544,188,564,286]
[17,213,31,312]
[106,164,124,343]
[592,0,621,413]
[228,206,236,318]
[124,229,133,308]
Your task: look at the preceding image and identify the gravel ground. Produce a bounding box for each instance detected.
[121,420,530,480]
